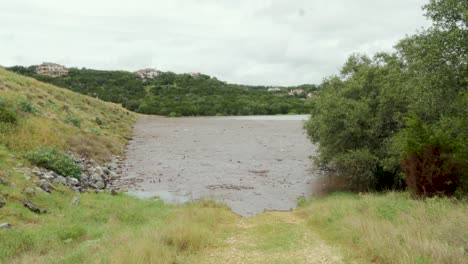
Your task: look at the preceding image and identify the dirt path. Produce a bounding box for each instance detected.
[113,115,319,217]
[201,211,343,264]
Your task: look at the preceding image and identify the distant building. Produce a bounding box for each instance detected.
[135,68,162,79]
[288,89,305,96]
[35,62,68,77]
[267,87,281,92]
[190,72,201,77]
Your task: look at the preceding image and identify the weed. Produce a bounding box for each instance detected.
[25,147,81,178]
[0,108,17,124]
[16,98,37,113]
[64,115,81,127]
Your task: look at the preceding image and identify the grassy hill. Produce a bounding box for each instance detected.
[0,70,466,263]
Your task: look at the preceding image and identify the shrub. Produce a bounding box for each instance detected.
[0,108,17,124]
[25,148,81,178]
[334,149,379,191]
[399,116,467,197]
[64,115,81,127]
[403,145,461,197]
[16,98,37,113]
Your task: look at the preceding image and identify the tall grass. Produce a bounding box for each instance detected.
[0,68,135,161]
[298,192,468,264]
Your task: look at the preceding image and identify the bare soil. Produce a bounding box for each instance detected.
[114,115,319,217]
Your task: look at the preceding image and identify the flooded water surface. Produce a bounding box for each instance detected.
[116,115,319,217]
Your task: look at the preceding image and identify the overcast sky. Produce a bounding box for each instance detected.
[1,0,430,86]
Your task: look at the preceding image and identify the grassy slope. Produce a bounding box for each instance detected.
[0,69,239,263]
[1,70,466,263]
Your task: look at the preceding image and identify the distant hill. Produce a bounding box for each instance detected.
[7,66,315,116]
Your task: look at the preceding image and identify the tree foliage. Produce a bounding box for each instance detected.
[306,0,467,194]
[6,68,312,116]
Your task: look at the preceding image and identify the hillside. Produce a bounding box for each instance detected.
[6,67,314,116]
[0,69,236,263]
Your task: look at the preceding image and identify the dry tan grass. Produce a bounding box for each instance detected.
[298,192,468,264]
[0,69,136,161]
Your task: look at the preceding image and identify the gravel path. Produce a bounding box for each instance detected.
[114,115,319,217]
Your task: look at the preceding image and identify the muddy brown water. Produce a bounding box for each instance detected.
[115,115,320,217]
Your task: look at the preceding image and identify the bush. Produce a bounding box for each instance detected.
[0,108,17,124]
[334,149,379,191]
[25,148,81,178]
[16,98,37,113]
[399,116,467,196]
[403,145,461,197]
[64,115,81,127]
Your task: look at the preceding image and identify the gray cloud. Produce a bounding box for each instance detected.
[0,0,430,85]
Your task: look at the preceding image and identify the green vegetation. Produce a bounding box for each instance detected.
[305,0,467,195]
[0,108,17,124]
[6,67,313,117]
[64,115,81,128]
[298,192,468,264]
[25,147,81,179]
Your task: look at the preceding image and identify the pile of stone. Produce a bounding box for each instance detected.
[22,154,124,194]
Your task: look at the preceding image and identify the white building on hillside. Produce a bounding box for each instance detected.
[288,89,305,96]
[135,68,162,79]
[35,62,68,77]
[267,87,281,92]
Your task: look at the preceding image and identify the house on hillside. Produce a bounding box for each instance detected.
[267,87,281,92]
[288,89,305,96]
[35,62,68,77]
[135,68,162,79]
[190,72,201,77]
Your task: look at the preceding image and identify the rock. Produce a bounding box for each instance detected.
[108,171,118,179]
[80,173,89,180]
[54,176,67,185]
[0,200,5,208]
[107,161,118,170]
[67,177,80,186]
[48,171,58,178]
[23,199,47,214]
[0,223,12,229]
[41,172,56,181]
[31,167,43,175]
[72,196,80,205]
[110,189,118,196]
[91,173,103,182]
[37,179,54,193]
[95,180,105,189]
[94,166,104,176]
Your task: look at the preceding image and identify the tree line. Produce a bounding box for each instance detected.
[6,67,313,116]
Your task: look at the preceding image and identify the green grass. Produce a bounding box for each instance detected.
[297,192,468,264]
